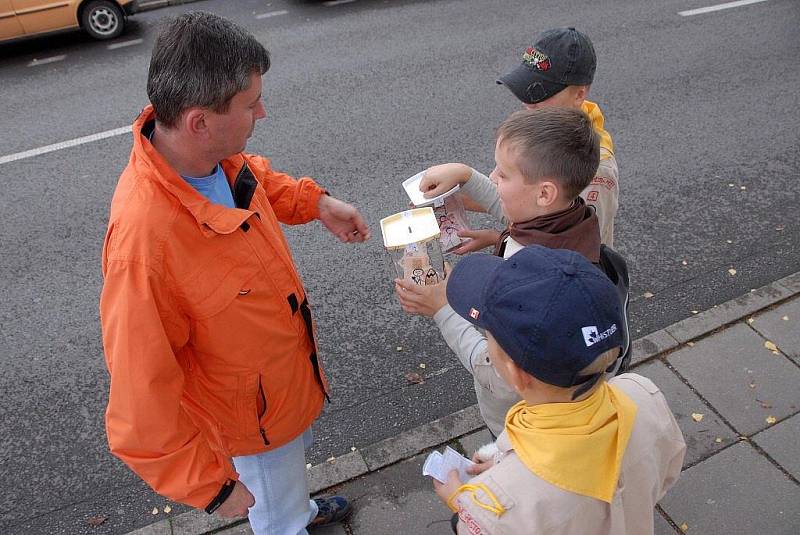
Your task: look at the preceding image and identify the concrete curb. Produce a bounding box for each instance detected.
[128,271,800,535]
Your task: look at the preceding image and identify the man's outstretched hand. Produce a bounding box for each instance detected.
[215,481,255,519]
[318,195,370,243]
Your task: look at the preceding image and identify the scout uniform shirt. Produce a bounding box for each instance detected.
[451,374,686,535]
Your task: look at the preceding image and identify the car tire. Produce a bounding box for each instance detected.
[81,1,125,40]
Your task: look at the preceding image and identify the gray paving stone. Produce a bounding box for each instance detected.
[361,404,484,471]
[654,510,678,535]
[750,297,800,363]
[309,524,348,535]
[126,519,172,535]
[630,329,680,367]
[659,442,800,535]
[340,454,454,535]
[666,323,800,436]
[457,428,493,458]
[170,508,233,534]
[752,412,800,480]
[309,450,369,494]
[636,361,736,466]
[665,283,793,343]
[215,521,253,534]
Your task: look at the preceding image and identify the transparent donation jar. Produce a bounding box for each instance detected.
[380,207,446,286]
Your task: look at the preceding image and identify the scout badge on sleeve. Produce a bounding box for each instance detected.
[380,207,445,286]
[402,171,472,253]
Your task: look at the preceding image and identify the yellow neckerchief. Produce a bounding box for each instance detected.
[504,381,637,503]
[582,100,614,158]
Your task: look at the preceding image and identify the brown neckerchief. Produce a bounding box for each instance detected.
[494,197,601,262]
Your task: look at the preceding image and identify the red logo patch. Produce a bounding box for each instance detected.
[586,191,599,202]
[522,47,551,71]
[469,308,480,320]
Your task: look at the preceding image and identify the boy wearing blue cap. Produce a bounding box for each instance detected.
[433,246,685,535]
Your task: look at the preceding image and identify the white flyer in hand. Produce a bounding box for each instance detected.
[422,446,475,483]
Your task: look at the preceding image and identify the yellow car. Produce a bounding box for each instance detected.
[0,0,138,43]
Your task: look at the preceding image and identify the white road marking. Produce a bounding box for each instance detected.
[27,55,66,67]
[679,0,768,17]
[0,126,132,166]
[322,0,357,6]
[256,9,289,19]
[107,38,143,50]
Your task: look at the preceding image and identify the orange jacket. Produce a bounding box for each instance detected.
[100,106,328,508]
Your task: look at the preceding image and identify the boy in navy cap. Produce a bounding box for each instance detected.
[433,246,685,535]
[422,27,619,251]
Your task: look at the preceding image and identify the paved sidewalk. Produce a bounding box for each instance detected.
[133,272,800,535]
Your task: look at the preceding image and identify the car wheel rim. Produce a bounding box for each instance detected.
[90,7,118,36]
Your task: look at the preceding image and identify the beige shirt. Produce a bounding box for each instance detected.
[453,374,686,535]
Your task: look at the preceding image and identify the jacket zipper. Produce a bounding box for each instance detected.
[257,377,269,446]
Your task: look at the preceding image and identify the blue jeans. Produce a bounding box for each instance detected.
[233,428,318,535]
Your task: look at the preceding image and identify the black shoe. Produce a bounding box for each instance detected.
[308,496,352,528]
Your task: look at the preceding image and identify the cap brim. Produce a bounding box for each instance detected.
[497,64,567,105]
[446,253,505,329]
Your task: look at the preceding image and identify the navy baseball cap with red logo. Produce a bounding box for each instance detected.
[497,27,597,105]
[446,245,622,389]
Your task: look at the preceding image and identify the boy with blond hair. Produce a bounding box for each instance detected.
[432,246,685,534]
[396,107,608,436]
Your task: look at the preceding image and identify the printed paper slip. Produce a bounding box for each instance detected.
[422,446,475,483]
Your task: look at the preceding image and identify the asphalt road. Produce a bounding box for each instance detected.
[1,0,798,532]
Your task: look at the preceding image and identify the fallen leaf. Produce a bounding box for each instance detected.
[419,363,427,369]
[775,225,785,231]
[681,260,688,266]
[740,186,746,190]
[726,239,732,244]
[687,342,695,347]
[680,522,689,532]
[747,317,754,324]
[163,505,172,514]
[727,183,734,187]
[764,341,778,352]
[728,268,737,276]
[749,381,756,388]
[691,310,699,315]
[86,515,107,527]
[643,291,654,298]
[691,413,704,422]
[405,372,424,384]
[151,508,159,515]
[326,456,336,463]
[351,446,357,452]
[396,346,403,351]
[715,437,723,443]
[782,316,789,321]
[756,399,773,409]
[766,416,777,425]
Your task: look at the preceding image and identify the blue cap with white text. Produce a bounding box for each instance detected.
[446,245,622,387]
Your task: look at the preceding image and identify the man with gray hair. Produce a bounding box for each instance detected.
[100,12,366,534]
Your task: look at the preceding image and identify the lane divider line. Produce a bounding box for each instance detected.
[108,38,143,50]
[679,0,768,17]
[256,9,289,19]
[0,126,132,166]
[322,0,357,6]
[27,55,66,67]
